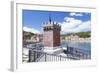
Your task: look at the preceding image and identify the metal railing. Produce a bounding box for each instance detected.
[28,48,90,62]
[27,44,91,62]
[28,49,70,62]
[66,46,91,59]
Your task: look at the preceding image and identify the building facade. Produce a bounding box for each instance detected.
[43,17,61,47]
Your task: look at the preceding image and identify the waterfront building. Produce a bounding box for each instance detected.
[31,34,40,43]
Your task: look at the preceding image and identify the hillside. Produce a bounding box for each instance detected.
[61,32,91,38]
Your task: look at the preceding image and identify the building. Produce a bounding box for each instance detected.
[65,35,79,41]
[43,17,61,48]
[31,34,40,43]
[70,35,79,41]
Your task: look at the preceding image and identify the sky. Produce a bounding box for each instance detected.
[23,10,91,34]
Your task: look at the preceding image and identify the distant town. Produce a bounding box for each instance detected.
[61,32,91,42]
[23,31,91,45]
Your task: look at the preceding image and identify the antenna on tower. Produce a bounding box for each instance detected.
[49,15,51,24]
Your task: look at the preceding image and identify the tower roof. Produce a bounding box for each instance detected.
[43,16,61,30]
[43,16,57,25]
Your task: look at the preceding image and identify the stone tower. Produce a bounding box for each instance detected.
[43,17,61,48]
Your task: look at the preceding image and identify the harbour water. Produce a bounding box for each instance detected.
[61,41,91,55]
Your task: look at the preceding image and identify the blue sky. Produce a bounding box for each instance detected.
[23,10,91,34]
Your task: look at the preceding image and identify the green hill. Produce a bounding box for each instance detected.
[61,32,91,38]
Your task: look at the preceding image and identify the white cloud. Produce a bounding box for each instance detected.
[23,26,40,34]
[76,21,91,32]
[70,12,83,16]
[59,17,91,34]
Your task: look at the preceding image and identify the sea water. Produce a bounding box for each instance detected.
[61,41,91,55]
